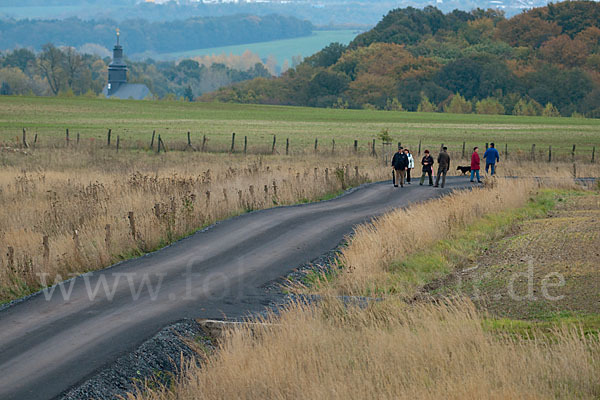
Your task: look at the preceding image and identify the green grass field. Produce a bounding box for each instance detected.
[1,96,599,157]
[159,30,358,66]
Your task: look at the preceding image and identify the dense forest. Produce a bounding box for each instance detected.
[0,14,313,57]
[0,45,272,99]
[203,1,600,118]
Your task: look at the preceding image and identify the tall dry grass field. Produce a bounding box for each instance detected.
[0,148,388,302]
[134,299,600,400]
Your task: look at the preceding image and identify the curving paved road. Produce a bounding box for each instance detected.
[0,178,469,400]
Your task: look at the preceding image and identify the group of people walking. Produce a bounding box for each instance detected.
[391,143,499,189]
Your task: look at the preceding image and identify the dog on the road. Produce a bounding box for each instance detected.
[456,166,471,175]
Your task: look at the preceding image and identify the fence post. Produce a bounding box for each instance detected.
[231,132,236,153]
[418,139,422,156]
[202,135,207,152]
[157,134,162,153]
[485,142,489,150]
[43,235,50,267]
[116,135,120,153]
[105,224,111,251]
[462,141,465,159]
[505,143,508,160]
[34,134,38,146]
[244,136,247,154]
[572,144,576,162]
[272,135,276,154]
[372,139,376,157]
[286,138,290,155]
[107,129,111,147]
[150,130,155,150]
[187,131,192,148]
[531,144,536,161]
[548,145,552,162]
[22,128,29,148]
[440,143,444,151]
[66,129,70,146]
[398,141,402,150]
[354,140,358,153]
[331,139,335,154]
[592,146,596,164]
[314,138,318,153]
[7,246,14,269]
[77,132,80,145]
[128,211,137,241]
[159,136,167,152]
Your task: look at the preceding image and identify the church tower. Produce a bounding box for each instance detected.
[107,29,127,96]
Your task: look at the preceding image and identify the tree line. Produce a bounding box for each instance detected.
[0,45,272,99]
[0,14,313,56]
[202,2,600,118]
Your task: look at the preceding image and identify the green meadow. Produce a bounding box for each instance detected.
[1,96,599,157]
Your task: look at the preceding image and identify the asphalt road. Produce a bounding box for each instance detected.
[0,177,469,400]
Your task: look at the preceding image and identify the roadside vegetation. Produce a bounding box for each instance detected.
[135,178,600,399]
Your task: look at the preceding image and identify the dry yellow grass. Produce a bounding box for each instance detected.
[0,148,387,302]
[132,174,600,400]
[134,299,600,400]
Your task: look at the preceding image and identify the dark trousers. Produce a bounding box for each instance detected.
[394,169,406,186]
[486,162,496,175]
[420,170,433,185]
[435,167,448,188]
[406,168,412,182]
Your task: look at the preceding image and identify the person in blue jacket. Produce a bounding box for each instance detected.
[483,143,500,175]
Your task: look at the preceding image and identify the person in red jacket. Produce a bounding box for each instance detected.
[470,146,482,183]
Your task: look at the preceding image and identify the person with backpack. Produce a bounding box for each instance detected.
[470,146,482,183]
[483,143,500,175]
[419,150,434,186]
[405,148,414,184]
[391,146,409,187]
[434,147,450,188]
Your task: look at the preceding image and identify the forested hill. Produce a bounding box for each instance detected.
[204,1,600,118]
[0,14,313,56]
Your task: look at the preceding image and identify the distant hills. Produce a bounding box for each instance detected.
[0,14,313,56]
[203,1,600,118]
[0,0,564,25]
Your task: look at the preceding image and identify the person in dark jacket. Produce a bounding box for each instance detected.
[391,147,409,187]
[434,147,450,188]
[419,150,434,186]
[483,142,500,175]
[470,146,482,183]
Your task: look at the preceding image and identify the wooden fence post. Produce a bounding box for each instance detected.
[116,135,120,152]
[548,145,552,162]
[531,144,536,161]
[231,132,236,153]
[150,130,155,150]
[592,146,596,164]
[314,138,318,153]
[157,134,162,153]
[397,141,402,150]
[187,131,192,148]
[572,144,576,162]
[372,139,376,157]
[76,132,80,145]
[22,128,29,148]
[7,246,14,269]
[34,133,38,146]
[272,135,276,154]
[286,138,290,155]
[159,136,167,152]
[244,136,247,154]
[202,135,207,152]
[66,129,70,146]
[354,140,358,153]
[485,142,489,149]
[331,139,335,155]
[128,211,137,241]
[104,224,111,251]
[107,129,111,147]
[43,235,50,266]
[440,143,444,151]
[505,143,508,160]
